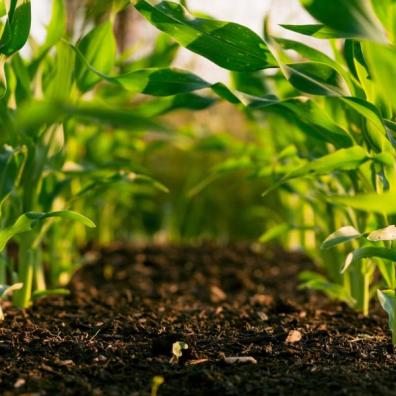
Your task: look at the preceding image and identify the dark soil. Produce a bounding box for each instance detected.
[0,244,395,396]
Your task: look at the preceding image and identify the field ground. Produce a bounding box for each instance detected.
[0,244,395,395]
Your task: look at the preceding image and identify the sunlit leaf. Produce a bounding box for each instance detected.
[300,0,387,42]
[367,225,396,241]
[321,226,362,250]
[133,0,277,71]
[75,21,116,92]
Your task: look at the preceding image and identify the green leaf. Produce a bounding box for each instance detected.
[41,0,65,52]
[74,171,168,200]
[0,210,95,252]
[300,0,387,42]
[0,145,24,209]
[280,24,343,39]
[329,192,396,215]
[286,146,367,181]
[32,288,70,301]
[264,146,368,195]
[364,42,396,111]
[377,289,396,332]
[108,67,211,96]
[0,0,31,56]
[342,246,396,273]
[133,0,277,71]
[321,226,362,250]
[0,1,6,17]
[75,21,116,92]
[285,62,346,96]
[299,271,354,304]
[259,223,290,243]
[340,97,391,152]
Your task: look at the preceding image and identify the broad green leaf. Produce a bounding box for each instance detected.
[133,93,216,117]
[264,146,368,194]
[330,192,396,215]
[284,146,367,180]
[285,62,346,96]
[300,0,387,42]
[340,97,391,152]
[134,93,215,117]
[41,0,65,52]
[367,225,396,241]
[377,289,396,332]
[75,21,116,92]
[259,223,290,243]
[0,1,6,17]
[133,0,277,71]
[364,42,396,111]
[282,100,353,148]
[0,0,31,56]
[11,100,160,132]
[342,247,396,273]
[280,24,342,39]
[0,210,95,252]
[108,68,210,96]
[321,226,362,250]
[276,38,355,91]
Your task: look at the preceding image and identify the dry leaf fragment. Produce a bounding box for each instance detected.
[223,355,257,364]
[285,329,302,343]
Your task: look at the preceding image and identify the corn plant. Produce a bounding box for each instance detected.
[130,0,396,341]
[0,0,203,310]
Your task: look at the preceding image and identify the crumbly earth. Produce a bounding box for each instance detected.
[0,244,395,396]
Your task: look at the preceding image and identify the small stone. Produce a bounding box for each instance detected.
[223,355,257,364]
[285,330,302,344]
[257,311,269,321]
[14,378,25,388]
[210,285,227,303]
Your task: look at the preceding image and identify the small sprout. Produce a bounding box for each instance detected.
[170,341,188,364]
[367,225,396,241]
[0,283,23,321]
[151,376,164,396]
[377,289,396,345]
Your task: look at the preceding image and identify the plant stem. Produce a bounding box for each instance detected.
[13,238,34,308]
[0,252,7,285]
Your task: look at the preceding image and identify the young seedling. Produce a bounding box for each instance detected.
[170,341,188,364]
[322,224,396,342]
[151,376,164,396]
[0,283,23,321]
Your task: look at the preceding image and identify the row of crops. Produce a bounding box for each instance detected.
[1,0,396,342]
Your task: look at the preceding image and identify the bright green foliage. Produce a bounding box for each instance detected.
[131,0,396,342]
[134,0,277,71]
[75,21,116,92]
[300,0,387,42]
[1,0,396,345]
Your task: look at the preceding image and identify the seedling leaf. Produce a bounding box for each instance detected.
[367,225,396,242]
[321,226,362,250]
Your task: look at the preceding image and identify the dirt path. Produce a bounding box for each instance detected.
[0,244,395,395]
